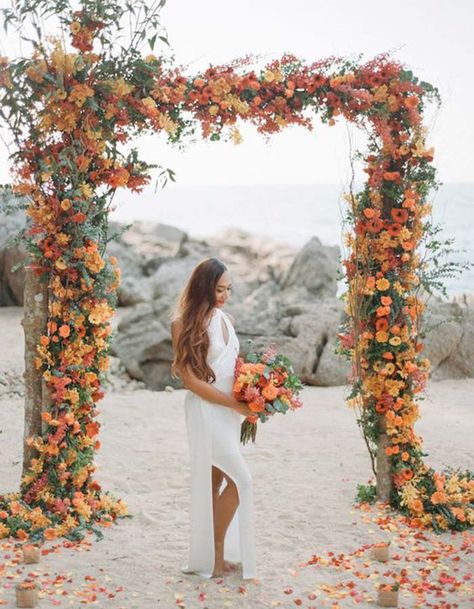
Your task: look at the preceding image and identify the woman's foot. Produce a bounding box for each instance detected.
[223,560,238,572]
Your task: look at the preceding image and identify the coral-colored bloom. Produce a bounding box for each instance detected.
[391,208,409,223]
[59,325,70,338]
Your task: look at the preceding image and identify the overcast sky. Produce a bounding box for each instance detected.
[0,0,472,186]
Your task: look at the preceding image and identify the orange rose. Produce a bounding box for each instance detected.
[262,383,279,401]
[249,401,265,413]
[59,324,70,338]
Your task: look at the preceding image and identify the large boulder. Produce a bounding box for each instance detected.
[280,236,340,301]
[0,190,29,305]
[106,236,151,306]
[110,298,176,390]
[423,300,474,379]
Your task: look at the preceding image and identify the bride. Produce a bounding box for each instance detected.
[170,257,257,580]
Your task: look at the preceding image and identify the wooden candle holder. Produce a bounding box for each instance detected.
[377,584,399,607]
[371,541,390,562]
[22,543,40,564]
[16,580,38,608]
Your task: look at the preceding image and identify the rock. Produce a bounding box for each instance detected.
[423,300,474,379]
[206,228,298,289]
[280,236,340,301]
[149,253,208,301]
[0,238,27,306]
[0,188,29,305]
[120,221,188,257]
[110,299,178,390]
[277,299,350,386]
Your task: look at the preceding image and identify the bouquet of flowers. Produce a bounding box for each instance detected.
[233,343,304,444]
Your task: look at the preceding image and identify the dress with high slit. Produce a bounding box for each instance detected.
[181,306,256,579]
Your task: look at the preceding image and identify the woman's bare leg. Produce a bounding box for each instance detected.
[211,469,240,577]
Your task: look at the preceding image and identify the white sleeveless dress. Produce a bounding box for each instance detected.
[181,307,257,579]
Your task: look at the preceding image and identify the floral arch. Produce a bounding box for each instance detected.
[0,1,472,543]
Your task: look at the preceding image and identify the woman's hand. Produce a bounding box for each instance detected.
[231,399,254,417]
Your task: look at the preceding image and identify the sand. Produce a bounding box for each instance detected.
[0,307,473,608]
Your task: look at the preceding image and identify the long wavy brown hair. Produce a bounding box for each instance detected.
[170,257,228,384]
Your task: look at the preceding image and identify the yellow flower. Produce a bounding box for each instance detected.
[158,113,177,135]
[111,77,135,97]
[383,363,396,375]
[55,257,67,270]
[375,331,389,343]
[373,85,388,102]
[142,96,157,112]
[80,182,93,199]
[376,278,390,291]
[264,70,277,83]
[56,232,71,246]
[389,336,402,346]
[231,127,243,145]
[70,21,81,35]
[60,198,71,211]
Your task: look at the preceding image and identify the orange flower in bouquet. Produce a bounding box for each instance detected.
[233,344,303,444]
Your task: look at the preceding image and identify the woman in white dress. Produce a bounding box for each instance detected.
[170,257,257,580]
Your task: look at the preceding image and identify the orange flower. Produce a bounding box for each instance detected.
[381,296,392,306]
[262,382,279,401]
[387,223,402,237]
[44,528,57,540]
[450,507,466,522]
[86,421,100,438]
[401,451,410,461]
[404,95,419,109]
[383,171,401,182]
[249,401,265,413]
[59,324,70,338]
[376,278,390,291]
[391,208,409,223]
[365,218,384,233]
[411,499,423,513]
[76,155,91,172]
[16,529,29,541]
[376,318,389,332]
[363,208,377,219]
[431,491,448,505]
[382,352,394,360]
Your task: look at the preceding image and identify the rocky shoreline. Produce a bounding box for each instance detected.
[1,193,474,392]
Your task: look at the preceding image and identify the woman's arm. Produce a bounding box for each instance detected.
[171,319,248,412]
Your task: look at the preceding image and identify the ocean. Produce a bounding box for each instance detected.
[110,182,474,297]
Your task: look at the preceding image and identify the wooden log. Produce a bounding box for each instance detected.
[376,415,393,502]
[21,268,48,477]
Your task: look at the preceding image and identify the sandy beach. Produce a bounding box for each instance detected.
[0,307,473,608]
